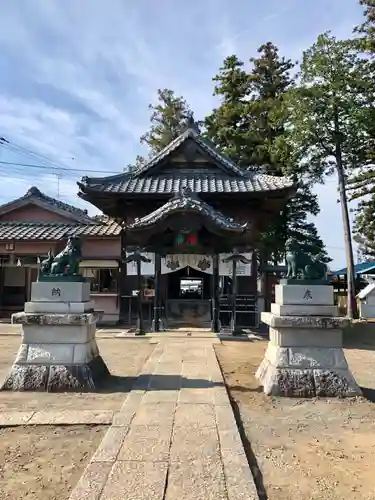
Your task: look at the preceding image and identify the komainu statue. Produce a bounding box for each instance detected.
[285,237,328,280]
[38,236,83,279]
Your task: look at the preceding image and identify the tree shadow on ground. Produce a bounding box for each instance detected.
[228,384,264,394]
[344,342,375,351]
[96,374,223,394]
[229,396,268,500]
[343,323,375,351]
[359,386,375,402]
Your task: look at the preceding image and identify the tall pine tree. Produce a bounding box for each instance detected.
[287,32,372,317]
[347,1,375,261]
[205,43,330,264]
[140,88,194,155]
[357,0,375,52]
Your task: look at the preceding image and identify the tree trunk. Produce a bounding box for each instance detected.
[334,106,358,319]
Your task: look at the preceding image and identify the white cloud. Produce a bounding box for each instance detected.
[0,0,365,267]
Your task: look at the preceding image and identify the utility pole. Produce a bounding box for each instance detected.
[54,172,62,199]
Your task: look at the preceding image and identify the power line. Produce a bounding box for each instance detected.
[0,136,77,170]
[0,135,124,175]
[0,160,120,175]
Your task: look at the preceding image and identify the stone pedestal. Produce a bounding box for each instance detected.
[1,281,109,391]
[256,283,361,397]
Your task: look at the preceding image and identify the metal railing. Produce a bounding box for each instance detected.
[219,294,259,329]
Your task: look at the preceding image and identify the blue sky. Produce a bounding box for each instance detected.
[0,0,365,267]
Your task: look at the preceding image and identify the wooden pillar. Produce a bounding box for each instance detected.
[211,254,220,333]
[152,253,163,332]
[135,257,145,335]
[0,267,3,318]
[119,232,127,324]
[230,259,238,334]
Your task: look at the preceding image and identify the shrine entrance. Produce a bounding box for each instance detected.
[165,266,213,328]
[78,118,295,333]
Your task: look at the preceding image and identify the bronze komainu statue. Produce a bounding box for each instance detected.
[285,238,328,280]
[39,250,54,277]
[39,236,82,278]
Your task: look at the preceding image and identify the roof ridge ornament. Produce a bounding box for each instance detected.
[184,111,200,134]
[26,186,42,197]
[173,185,199,201]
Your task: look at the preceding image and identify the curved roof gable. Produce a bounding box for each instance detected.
[132,127,245,177]
[0,186,93,223]
[126,187,247,233]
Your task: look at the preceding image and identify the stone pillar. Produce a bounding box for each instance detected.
[256,282,361,397]
[1,280,109,391]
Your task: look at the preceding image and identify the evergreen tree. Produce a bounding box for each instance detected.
[353,197,375,260]
[287,32,372,317]
[205,43,330,263]
[140,88,194,155]
[356,0,375,53]
[124,155,147,172]
[346,1,375,261]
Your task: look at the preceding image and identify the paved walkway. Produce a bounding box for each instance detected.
[69,337,258,500]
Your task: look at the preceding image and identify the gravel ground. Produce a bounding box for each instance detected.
[0,425,108,500]
[215,340,375,500]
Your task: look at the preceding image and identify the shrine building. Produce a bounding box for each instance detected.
[78,123,295,331]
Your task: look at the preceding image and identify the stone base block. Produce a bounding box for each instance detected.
[256,343,361,397]
[31,281,91,303]
[275,284,334,306]
[0,356,109,392]
[21,323,96,345]
[13,338,99,365]
[256,361,361,397]
[269,327,343,347]
[24,301,95,314]
[261,312,350,329]
[271,303,338,317]
[262,343,348,370]
[12,312,97,326]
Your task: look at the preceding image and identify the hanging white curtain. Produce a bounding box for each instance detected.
[219,251,253,276]
[161,254,214,274]
[125,251,253,276]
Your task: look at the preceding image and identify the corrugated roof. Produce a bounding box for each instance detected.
[332,262,375,276]
[80,172,293,195]
[0,219,121,240]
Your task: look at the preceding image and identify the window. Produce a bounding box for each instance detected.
[82,268,119,293]
[180,278,203,299]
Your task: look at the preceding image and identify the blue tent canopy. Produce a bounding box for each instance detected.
[332,261,375,276]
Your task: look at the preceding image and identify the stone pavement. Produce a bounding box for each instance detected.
[69,337,258,500]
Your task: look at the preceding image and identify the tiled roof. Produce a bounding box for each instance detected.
[0,219,121,240]
[132,128,245,177]
[0,186,93,223]
[127,188,247,232]
[78,128,295,197]
[80,171,294,195]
